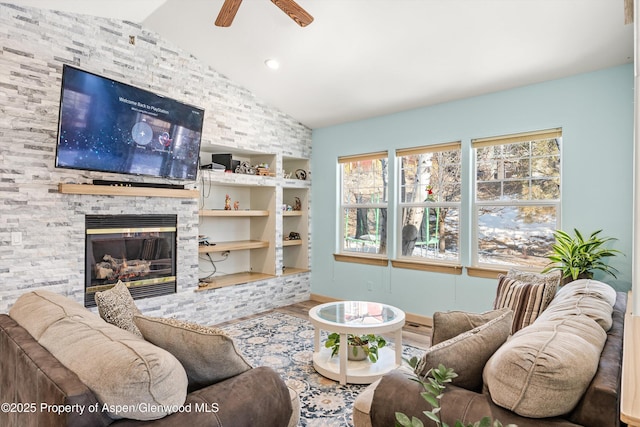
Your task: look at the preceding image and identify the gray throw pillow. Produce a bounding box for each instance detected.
[415,309,512,392]
[135,315,253,391]
[431,307,512,345]
[94,280,142,337]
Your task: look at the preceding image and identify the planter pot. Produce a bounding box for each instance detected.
[348,344,368,361]
[561,272,593,286]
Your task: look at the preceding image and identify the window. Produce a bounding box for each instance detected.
[472,128,561,269]
[339,152,388,256]
[396,142,461,263]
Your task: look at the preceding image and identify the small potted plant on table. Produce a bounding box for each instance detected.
[325,333,387,362]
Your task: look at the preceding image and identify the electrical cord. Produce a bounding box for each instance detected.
[198,251,229,281]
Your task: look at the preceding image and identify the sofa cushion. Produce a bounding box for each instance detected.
[493,274,556,333]
[431,307,512,346]
[537,279,617,330]
[94,281,143,337]
[135,315,252,392]
[415,309,512,392]
[483,280,615,418]
[9,290,188,421]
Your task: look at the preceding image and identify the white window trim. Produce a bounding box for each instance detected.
[471,129,562,270]
[338,152,389,258]
[396,143,462,265]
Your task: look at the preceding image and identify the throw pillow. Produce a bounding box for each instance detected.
[493,274,556,334]
[95,280,143,337]
[431,307,512,346]
[483,314,608,418]
[414,309,512,392]
[135,315,253,391]
[507,268,560,310]
[539,279,617,330]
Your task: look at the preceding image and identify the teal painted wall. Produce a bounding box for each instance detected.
[311,64,634,317]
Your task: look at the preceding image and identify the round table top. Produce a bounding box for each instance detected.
[309,301,405,333]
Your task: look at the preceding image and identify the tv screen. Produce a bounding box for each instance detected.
[55,65,204,181]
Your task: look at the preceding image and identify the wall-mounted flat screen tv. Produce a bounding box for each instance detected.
[55,65,204,181]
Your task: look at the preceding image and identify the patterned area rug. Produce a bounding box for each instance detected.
[222,312,425,427]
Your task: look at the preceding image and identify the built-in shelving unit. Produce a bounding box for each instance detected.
[282,183,310,276]
[196,148,310,289]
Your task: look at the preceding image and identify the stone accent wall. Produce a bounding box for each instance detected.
[0,3,312,323]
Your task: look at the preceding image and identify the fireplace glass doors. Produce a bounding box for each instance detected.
[85,214,177,307]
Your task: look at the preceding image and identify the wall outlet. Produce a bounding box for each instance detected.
[11,231,22,245]
[367,280,373,291]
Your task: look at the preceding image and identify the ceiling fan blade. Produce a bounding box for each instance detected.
[215,0,243,27]
[271,0,314,27]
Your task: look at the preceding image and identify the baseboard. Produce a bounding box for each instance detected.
[309,293,433,328]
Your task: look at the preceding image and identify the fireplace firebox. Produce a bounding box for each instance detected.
[85,214,177,307]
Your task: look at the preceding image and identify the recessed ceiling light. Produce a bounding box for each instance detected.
[265,59,280,70]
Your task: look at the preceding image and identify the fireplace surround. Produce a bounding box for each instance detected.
[85,214,177,307]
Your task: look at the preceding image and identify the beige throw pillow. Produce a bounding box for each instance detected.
[94,280,143,337]
[135,315,253,391]
[431,307,512,346]
[415,309,512,392]
[483,315,607,418]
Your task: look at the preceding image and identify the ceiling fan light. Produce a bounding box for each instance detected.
[265,59,280,70]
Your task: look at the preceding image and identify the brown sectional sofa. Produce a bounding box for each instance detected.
[0,290,299,427]
[353,281,627,427]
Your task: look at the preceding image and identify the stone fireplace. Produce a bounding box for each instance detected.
[85,214,177,307]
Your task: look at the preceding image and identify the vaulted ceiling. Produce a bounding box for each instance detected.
[6,0,635,129]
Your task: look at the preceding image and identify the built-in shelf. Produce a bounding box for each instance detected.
[282,267,310,276]
[199,209,269,217]
[58,183,199,199]
[283,239,303,247]
[196,271,276,291]
[283,211,303,216]
[198,240,269,253]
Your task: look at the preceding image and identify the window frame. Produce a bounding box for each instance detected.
[471,128,562,271]
[336,151,389,263]
[395,142,462,267]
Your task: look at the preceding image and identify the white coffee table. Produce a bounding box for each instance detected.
[309,301,406,385]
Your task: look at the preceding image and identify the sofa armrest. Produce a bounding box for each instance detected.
[361,366,581,427]
[0,314,111,427]
[367,366,496,427]
[111,366,296,427]
[569,291,626,427]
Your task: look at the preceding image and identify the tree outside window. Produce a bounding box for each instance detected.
[397,143,461,263]
[339,152,388,255]
[473,129,561,268]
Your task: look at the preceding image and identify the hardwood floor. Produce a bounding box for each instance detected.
[217,299,432,350]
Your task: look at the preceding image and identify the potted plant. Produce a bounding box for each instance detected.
[541,228,622,284]
[325,333,387,363]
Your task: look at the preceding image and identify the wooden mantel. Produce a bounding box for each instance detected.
[58,183,199,199]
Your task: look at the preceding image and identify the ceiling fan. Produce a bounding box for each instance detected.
[215,0,314,27]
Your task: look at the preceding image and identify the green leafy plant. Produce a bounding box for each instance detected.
[395,364,515,427]
[324,333,386,363]
[541,228,622,282]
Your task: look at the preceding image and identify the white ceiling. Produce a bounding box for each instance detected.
[5,0,635,129]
